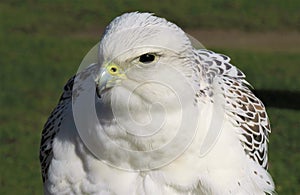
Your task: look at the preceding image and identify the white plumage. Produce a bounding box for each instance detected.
[40,12,275,194]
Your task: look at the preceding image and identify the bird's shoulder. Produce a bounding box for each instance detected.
[195,49,271,169]
[39,76,75,183]
[39,64,99,183]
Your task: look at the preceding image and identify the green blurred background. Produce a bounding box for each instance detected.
[0,0,299,194]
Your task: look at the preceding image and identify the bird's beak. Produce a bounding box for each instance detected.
[95,63,126,97]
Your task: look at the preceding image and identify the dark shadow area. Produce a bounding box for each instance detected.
[253,90,300,110]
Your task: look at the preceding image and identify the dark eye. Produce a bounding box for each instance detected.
[139,53,156,63]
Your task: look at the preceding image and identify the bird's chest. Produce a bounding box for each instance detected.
[46,104,205,194]
[48,142,202,195]
[80,163,201,195]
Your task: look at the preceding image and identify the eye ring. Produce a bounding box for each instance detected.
[139,53,156,64]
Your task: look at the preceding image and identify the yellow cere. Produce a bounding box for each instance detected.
[107,64,119,75]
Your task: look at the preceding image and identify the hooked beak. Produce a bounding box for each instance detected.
[95,63,126,98]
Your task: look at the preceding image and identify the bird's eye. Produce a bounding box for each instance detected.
[139,53,156,64]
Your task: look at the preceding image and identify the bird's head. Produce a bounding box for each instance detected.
[95,12,196,105]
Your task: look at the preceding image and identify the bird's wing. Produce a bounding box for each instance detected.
[39,63,99,183]
[39,76,74,182]
[196,49,271,169]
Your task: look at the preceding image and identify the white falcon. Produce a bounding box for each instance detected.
[40,12,275,194]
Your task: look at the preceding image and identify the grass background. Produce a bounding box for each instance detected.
[0,0,299,194]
